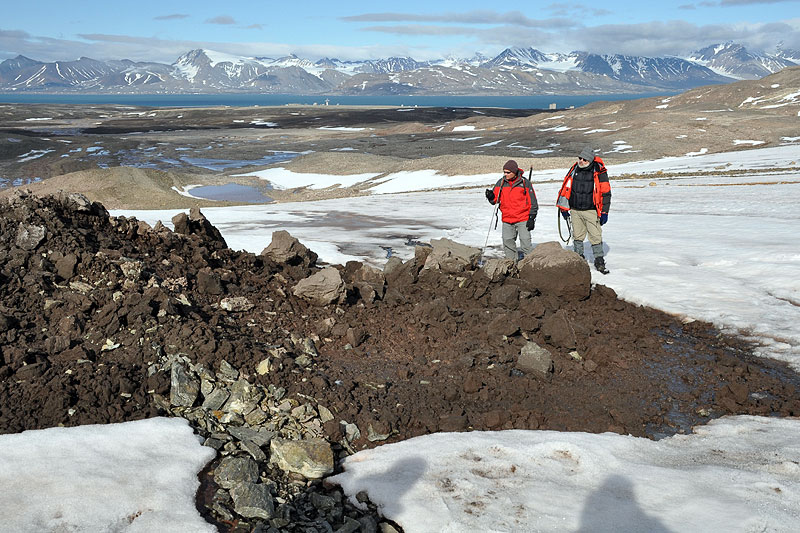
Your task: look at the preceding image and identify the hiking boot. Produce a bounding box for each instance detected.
[594,257,609,274]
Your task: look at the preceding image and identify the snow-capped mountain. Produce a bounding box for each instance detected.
[0,43,793,95]
[475,47,731,89]
[688,42,798,80]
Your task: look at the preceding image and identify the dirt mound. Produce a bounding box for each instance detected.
[2,191,799,529]
[0,167,242,210]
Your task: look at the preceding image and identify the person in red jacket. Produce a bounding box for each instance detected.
[557,145,612,274]
[485,160,538,260]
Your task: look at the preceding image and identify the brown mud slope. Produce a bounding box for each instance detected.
[2,191,798,443]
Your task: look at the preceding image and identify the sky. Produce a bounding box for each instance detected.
[2,144,799,532]
[2,0,800,64]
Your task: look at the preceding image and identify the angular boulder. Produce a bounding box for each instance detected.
[518,241,591,300]
[261,230,318,267]
[293,267,345,306]
[423,238,481,273]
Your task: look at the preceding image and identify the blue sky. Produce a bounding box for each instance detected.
[2,0,799,63]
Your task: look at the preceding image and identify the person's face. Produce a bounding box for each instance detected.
[503,169,515,179]
[577,156,591,169]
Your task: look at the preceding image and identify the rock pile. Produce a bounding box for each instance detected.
[1,190,798,531]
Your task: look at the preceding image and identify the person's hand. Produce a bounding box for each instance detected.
[600,213,608,225]
[561,210,570,220]
[526,217,535,231]
[485,189,495,203]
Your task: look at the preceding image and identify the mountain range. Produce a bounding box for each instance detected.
[1,42,796,96]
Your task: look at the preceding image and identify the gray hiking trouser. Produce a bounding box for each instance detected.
[502,221,532,259]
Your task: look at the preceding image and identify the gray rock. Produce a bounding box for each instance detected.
[119,260,143,280]
[228,426,276,448]
[230,482,275,520]
[518,241,591,300]
[202,388,230,411]
[16,223,46,251]
[293,267,345,306]
[269,438,334,479]
[214,455,260,489]
[517,341,554,376]
[220,296,254,312]
[217,360,240,382]
[481,258,516,282]
[337,516,362,533]
[170,362,199,407]
[240,440,267,462]
[261,230,318,266]
[223,379,263,415]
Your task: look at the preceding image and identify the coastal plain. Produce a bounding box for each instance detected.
[1,66,798,208]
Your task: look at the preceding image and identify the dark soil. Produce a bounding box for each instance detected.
[1,191,799,527]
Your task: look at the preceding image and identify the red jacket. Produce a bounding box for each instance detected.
[490,171,538,224]
[556,157,611,217]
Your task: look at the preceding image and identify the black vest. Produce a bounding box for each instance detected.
[569,163,596,211]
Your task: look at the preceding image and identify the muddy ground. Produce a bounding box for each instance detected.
[2,191,798,441]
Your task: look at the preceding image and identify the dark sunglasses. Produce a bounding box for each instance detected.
[578,157,590,162]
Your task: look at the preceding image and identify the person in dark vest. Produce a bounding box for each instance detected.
[557,146,612,274]
[485,160,538,260]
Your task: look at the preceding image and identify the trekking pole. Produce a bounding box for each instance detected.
[481,199,500,260]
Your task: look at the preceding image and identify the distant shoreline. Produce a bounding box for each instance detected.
[0,92,676,109]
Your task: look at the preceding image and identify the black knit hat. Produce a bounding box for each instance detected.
[503,160,519,173]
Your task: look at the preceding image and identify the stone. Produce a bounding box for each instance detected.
[423,238,481,273]
[383,256,403,275]
[516,341,554,376]
[215,455,260,489]
[269,438,334,479]
[202,388,230,411]
[197,269,223,295]
[256,358,272,375]
[170,362,199,407]
[217,360,239,382]
[542,309,577,349]
[481,258,516,282]
[228,426,276,447]
[15,223,46,251]
[293,267,345,306]
[261,230,318,266]
[230,483,275,520]
[55,253,78,280]
[220,296,254,312]
[223,379,263,415]
[518,241,591,300]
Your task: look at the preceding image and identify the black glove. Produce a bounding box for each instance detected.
[600,213,608,226]
[526,216,535,231]
[561,210,570,220]
[485,189,495,203]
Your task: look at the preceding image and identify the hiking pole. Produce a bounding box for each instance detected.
[481,199,500,260]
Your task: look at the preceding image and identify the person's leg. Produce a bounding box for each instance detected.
[571,210,588,258]
[584,213,603,252]
[501,222,518,259]
[517,221,533,256]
